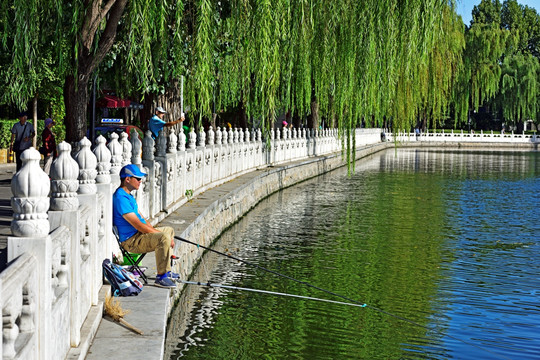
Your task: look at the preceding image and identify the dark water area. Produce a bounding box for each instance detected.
[165,149,540,360]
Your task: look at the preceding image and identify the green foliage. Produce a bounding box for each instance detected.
[0,120,18,149]
[460,0,540,125]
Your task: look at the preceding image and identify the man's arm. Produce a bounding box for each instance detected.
[163,119,182,128]
[9,133,15,152]
[122,212,159,234]
[122,212,175,248]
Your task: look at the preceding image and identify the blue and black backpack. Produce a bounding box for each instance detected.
[102,258,143,296]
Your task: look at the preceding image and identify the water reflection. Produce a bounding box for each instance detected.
[166,149,540,360]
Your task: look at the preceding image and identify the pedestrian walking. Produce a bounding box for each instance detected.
[10,111,35,171]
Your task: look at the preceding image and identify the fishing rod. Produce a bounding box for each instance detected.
[175,235,512,360]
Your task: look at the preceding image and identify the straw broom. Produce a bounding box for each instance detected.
[104,294,144,335]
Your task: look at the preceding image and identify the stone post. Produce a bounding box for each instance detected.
[48,142,82,346]
[208,126,215,145]
[216,126,222,145]
[168,130,178,153]
[177,127,186,152]
[130,129,142,167]
[119,132,132,167]
[198,127,206,147]
[8,147,52,359]
[107,133,122,176]
[156,130,167,157]
[188,128,197,149]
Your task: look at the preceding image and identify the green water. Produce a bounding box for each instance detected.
[166,149,540,359]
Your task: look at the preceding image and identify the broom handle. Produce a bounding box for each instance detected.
[118,318,144,335]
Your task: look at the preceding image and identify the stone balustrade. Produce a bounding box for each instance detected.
[0,126,382,359]
[387,129,539,144]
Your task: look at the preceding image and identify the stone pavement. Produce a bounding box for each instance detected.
[0,162,16,272]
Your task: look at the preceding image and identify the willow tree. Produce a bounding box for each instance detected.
[452,23,511,124]
[455,0,540,127]
[1,0,187,142]
[2,0,467,143]
[496,54,540,123]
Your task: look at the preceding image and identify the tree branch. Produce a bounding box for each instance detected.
[81,0,122,54]
[80,0,128,77]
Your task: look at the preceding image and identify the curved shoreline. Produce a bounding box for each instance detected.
[86,141,537,360]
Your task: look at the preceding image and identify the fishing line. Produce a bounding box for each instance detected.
[181,280,367,308]
[175,235,512,360]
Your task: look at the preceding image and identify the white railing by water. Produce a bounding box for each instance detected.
[386,129,539,144]
[0,126,382,359]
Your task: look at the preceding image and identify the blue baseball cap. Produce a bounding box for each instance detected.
[119,164,147,178]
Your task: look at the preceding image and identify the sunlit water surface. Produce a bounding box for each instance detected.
[165,149,540,360]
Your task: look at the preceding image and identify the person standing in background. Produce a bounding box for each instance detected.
[148,106,183,139]
[10,111,35,171]
[41,118,57,175]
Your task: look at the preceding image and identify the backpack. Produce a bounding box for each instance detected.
[102,258,143,296]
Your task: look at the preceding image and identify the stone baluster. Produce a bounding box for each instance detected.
[74,137,97,195]
[208,126,215,145]
[222,127,228,144]
[142,131,155,160]
[11,148,51,237]
[177,127,186,151]
[251,128,256,142]
[130,129,142,166]
[238,128,244,143]
[156,130,167,157]
[301,128,306,138]
[188,127,197,149]
[257,128,262,142]
[107,132,123,175]
[216,126,222,145]
[283,128,288,140]
[234,128,239,143]
[51,142,80,211]
[168,129,178,153]
[293,128,297,139]
[93,136,111,184]
[245,128,250,142]
[119,132,132,166]
[276,129,281,140]
[198,127,206,147]
[271,128,275,141]
[228,127,234,144]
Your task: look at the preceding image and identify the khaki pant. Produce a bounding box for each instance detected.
[121,226,174,275]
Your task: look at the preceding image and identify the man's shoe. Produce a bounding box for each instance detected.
[164,271,180,279]
[155,276,176,288]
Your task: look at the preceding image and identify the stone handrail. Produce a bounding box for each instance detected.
[387,129,539,143]
[1,126,382,359]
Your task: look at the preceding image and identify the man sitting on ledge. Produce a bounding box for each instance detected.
[112,164,179,288]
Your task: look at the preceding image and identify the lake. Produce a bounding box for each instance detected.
[165,148,540,360]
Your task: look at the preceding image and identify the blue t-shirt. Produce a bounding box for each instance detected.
[112,188,146,242]
[149,114,165,139]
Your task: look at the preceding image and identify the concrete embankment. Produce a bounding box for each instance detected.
[85,140,538,360]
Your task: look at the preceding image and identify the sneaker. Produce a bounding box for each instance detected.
[164,271,180,279]
[155,276,176,288]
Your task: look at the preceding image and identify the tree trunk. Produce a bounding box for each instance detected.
[64,0,128,143]
[32,95,38,148]
[310,98,319,129]
[65,75,90,143]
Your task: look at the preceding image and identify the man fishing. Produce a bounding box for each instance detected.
[112,164,179,288]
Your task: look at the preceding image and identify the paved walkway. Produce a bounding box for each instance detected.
[0,163,16,272]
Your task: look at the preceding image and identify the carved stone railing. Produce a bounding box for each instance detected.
[1,126,382,359]
[387,129,540,144]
